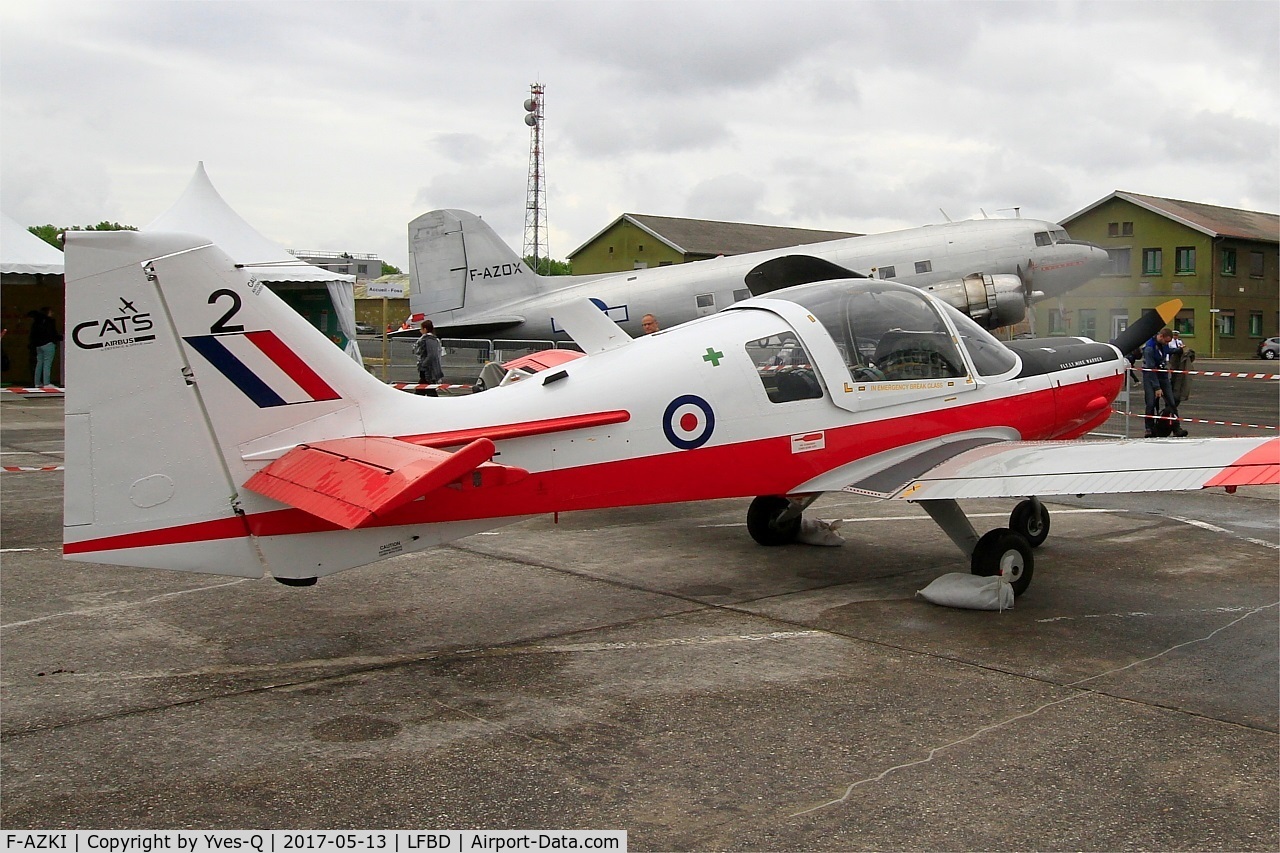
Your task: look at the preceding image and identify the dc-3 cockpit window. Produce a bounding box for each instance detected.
[746,333,824,403]
[785,282,968,382]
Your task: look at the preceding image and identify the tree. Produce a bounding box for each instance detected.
[380,262,402,276]
[29,221,137,249]
[524,256,572,276]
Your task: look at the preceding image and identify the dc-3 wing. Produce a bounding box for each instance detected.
[244,437,528,530]
[843,436,1278,501]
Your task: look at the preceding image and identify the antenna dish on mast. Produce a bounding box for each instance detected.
[522,83,548,274]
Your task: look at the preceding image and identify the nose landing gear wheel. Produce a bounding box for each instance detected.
[971,528,1034,596]
[746,495,802,546]
[1009,499,1050,547]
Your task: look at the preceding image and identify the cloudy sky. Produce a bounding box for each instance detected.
[3,1,1277,271]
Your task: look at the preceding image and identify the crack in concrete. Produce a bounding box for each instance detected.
[789,601,1279,817]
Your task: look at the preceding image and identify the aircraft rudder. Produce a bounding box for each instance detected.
[409,209,544,318]
[61,231,400,578]
[62,231,266,576]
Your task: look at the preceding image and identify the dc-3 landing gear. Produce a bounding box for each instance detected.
[746,494,1050,596]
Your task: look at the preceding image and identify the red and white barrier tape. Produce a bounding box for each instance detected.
[1,465,65,473]
[1132,367,1277,380]
[390,383,474,393]
[1,386,65,395]
[1117,411,1277,431]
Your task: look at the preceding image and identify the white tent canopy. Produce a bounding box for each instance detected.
[145,163,360,361]
[1,213,65,275]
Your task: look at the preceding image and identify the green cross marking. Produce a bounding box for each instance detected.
[702,347,724,367]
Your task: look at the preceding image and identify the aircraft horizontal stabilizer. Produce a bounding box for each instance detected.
[244,437,528,529]
[553,297,631,354]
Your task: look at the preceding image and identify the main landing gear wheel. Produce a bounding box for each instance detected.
[747,495,801,546]
[1009,499,1050,547]
[971,528,1034,596]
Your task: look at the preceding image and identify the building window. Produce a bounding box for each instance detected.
[1107,222,1119,237]
[1142,248,1162,275]
[915,260,932,274]
[1221,248,1237,276]
[1104,248,1131,276]
[1175,309,1195,336]
[878,266,896,279]
[1122,221,1133,236]
[1250,311,1263,336]
[1218,309,1235,337]
[638,245,644,252]
[1049,310,1065,334]
[1175,246,1196,274]
[1078,308,1097,340]
[1250,251,1265,277]
[357,264,368,275]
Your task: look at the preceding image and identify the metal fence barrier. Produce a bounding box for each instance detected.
[356,337,582,387]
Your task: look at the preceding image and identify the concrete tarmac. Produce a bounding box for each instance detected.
[2,362,1277,850]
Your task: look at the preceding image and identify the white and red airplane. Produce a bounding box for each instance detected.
[62,231,1278,596]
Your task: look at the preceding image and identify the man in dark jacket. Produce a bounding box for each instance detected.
[1142,328,1186,437]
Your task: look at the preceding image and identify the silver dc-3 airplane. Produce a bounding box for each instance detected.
[62,230,1277,595]
[405,209,1111,339]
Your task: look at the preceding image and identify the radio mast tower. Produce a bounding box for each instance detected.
[522,83,547,274]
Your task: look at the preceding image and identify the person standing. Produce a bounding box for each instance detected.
[1141,328,1183,437]
[412,319,444,396]
[28,307,62,387]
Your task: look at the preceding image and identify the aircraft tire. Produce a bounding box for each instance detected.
[746,496,801,546]
[971,528,1034,596]
[1009,499,1050,547]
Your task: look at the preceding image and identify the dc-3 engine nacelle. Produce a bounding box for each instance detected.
[921,273,1026,330]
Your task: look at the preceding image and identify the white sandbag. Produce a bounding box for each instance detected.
[916,572,1013,611]
[798,517,845,547]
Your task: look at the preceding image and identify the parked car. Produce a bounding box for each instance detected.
[1258,337,1280,360]
[354,322,378,336]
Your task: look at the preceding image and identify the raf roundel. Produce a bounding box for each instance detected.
[663,394,715,450]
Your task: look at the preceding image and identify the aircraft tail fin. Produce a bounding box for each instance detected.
[408,209,545,329]
[61,230,423,581]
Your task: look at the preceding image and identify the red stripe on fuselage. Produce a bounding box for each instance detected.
[64,514,254,555]
[65,376,1121,555]
[399,410,632,448]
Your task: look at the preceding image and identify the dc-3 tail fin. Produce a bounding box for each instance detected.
[408,209,544,332]
[62,231,512,583]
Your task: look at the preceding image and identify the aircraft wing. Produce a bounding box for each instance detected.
[244,437,528,529]
[843,437,1278,501]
